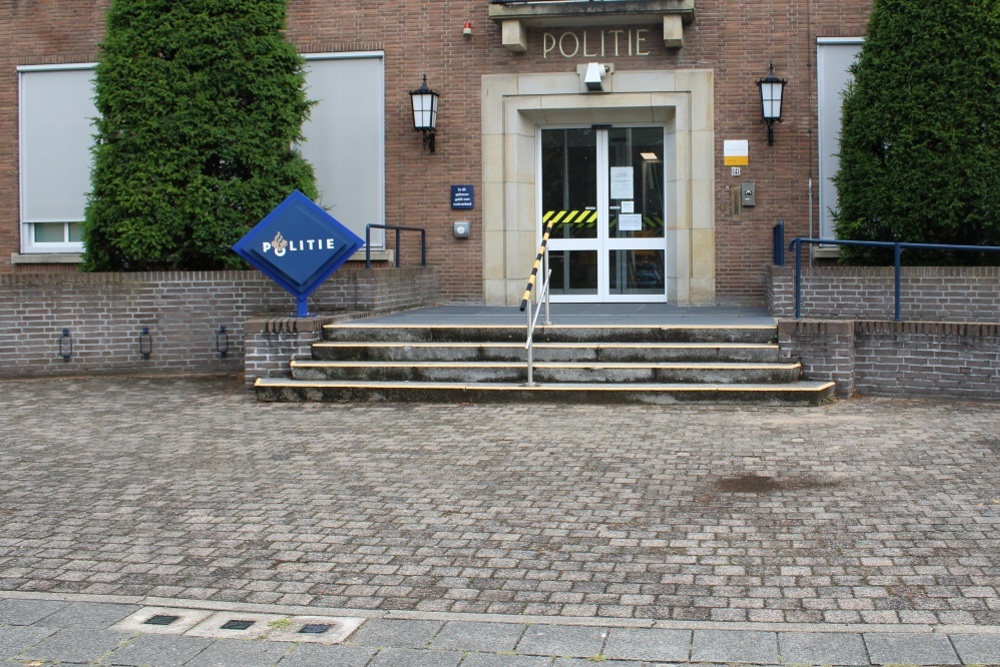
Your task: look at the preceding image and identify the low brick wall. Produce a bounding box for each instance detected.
[769,264,1000,400]
[768,265,1000,322]
[243,315,345,388]
[779,320,1000,400]
[0,266,436,381]
[777,320,856,397]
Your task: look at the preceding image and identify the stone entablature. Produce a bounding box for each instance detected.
[488,0,695,52]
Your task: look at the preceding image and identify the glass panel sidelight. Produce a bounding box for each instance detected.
[541,128,597,240]
[549,250,598,294]
[607,127,665,240]
[609,249,665,294]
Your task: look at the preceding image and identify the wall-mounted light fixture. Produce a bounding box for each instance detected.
[583,62,610,92]
[756,63,787,146]
[58,328,73,362]
[463,21,473,37]
[216,325,230,358]
[410,74,440,153]
[138,326,153,360]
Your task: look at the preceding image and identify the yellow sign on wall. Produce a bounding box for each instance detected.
[724,140,749,166]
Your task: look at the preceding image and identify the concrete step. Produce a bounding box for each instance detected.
[255,378,837,405]
[322,323,778,344]
[290,360,803,384]
[310,340,782,363]
[254,320,828,405]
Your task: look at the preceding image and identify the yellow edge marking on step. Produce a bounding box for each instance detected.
[291,361,801,370]
[326,324,776,330]
[255,378,835,392]
[291,361,526,368]
[312,341,777,348]
[313,340,528,348]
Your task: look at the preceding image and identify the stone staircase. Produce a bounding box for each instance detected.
[254,321,835,405]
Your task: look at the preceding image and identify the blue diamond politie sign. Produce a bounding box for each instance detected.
[232,190,364,316]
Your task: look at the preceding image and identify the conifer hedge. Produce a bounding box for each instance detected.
[833,0,1000,265]
[83,0,317,271]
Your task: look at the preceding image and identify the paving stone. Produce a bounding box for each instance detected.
[690,630,779,664]
[39,600,140,629]
[430,621,526,652]
[778,631,869,666]
[0,598,68,625]
[516,625,608,658]
[348,619,443,649]
[551,659,643,667]
[863,632,961,665]
[950,633,1000,665]
[602,627,690,662]
[0,625,56,657]
[457,654,551,667]
[181,637,293,667]
[20,627,132,664]
[275,642,379,667]
[368,646,464,667]
[103,632,214,667]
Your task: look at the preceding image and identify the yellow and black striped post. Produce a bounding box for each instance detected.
[519,214,559,312]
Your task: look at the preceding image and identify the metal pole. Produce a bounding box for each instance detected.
[525,301,534,385]
[793,238,803,319]
[542,250,551,326]
[894,242,902,321]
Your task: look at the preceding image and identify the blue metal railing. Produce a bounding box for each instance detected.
[365,224,426,270]
[787,237,1000,321]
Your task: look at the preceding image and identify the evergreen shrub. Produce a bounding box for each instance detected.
[84,0,317,271]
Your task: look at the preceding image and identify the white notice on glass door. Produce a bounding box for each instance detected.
[618,214,642,231]
[610,167,634,200]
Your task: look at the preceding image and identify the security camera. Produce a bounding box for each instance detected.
[584,63,608,92]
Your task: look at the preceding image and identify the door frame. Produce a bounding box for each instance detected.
[538,124,668,303]
[480,69,716,307]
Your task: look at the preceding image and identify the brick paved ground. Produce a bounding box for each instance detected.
[1,376,998,626]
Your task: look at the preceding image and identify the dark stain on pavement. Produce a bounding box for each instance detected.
[714,474,841,493]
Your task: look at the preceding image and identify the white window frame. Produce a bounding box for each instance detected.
[817,38,864,240]
[18,63,97,255]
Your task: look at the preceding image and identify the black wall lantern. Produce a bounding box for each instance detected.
[138,326,153,360]
[215,325,230,358]
[756,63,787,146]
[58,328,73,362]
[410,74,440,153]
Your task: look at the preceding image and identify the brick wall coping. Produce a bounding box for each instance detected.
[244,315,351,335]
[780,319,1000,337]
[777,320,853,336]
[0,270,275,286]
[853,320,1000,337]
[769,265,1000,278]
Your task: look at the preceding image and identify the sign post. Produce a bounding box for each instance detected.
[232,191,365,317]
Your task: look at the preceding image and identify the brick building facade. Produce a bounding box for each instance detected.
[2,0,872,306]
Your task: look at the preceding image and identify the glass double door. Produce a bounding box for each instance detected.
[540,126,666,302]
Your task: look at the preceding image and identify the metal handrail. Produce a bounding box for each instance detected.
[787,237,1000,321]
[519,217,557,385]
[365,224,426,269]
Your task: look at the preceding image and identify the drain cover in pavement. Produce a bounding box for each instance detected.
[114,607,364,645]
[144,614,181,626]
[113,607,214,635]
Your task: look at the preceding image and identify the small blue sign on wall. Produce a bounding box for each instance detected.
[451,185,474,210]
[232,190,364,316]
